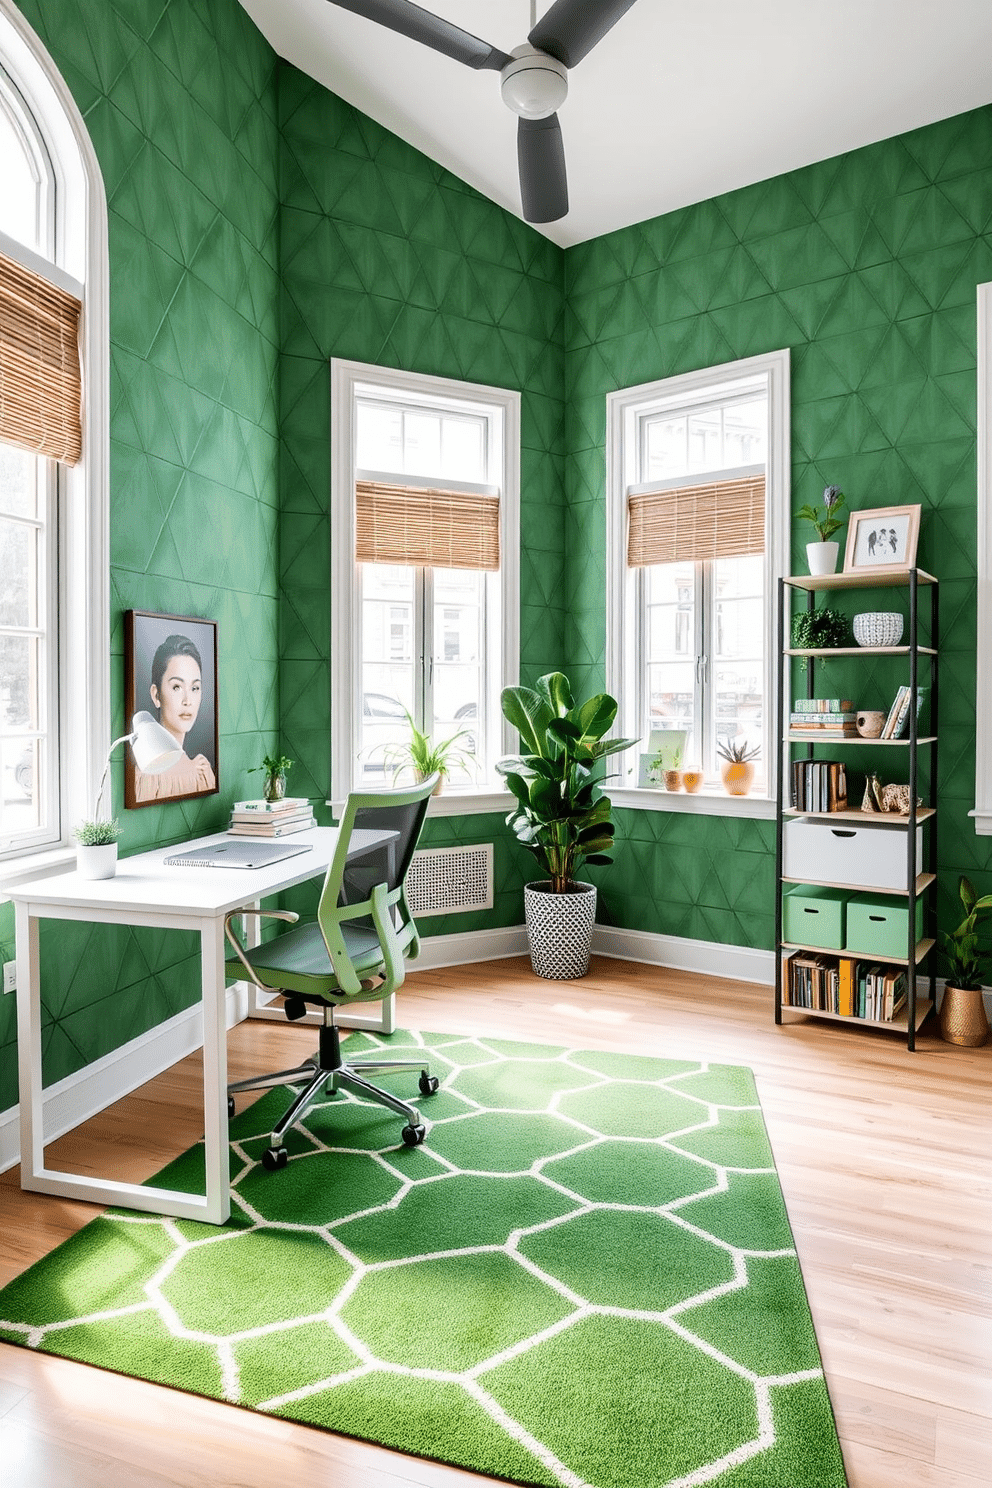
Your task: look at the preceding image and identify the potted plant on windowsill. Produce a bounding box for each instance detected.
[74,817,123,880]
[796,485,846,575]
[717,738,760,796]
[251,753,294,802]
[382,714,473,794]
[498,672,638,980]
[939,876,992,1046]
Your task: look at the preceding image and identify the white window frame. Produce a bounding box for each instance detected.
[972,282,992,834]
[605,349,790,819]
[0,0,109,887]
[330,359,518,816]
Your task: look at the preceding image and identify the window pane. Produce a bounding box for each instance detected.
[0,634,40,728]
[360,564,415,780]
[440,416,485,483]
[723,399,766,466]
[713,555,763,760]
[0,84,43,253]
[0,443,38,518]
[0,516,39,627]
[0,734,40,835]
[644,416,685,480]
[687,408,721,472]
[355,403,402,469]
[403,412,442,476]
[433,568,482,778]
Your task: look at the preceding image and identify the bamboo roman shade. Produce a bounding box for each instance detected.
[627,473,765,567]
[0,249,82,466]
[355,478,500,571]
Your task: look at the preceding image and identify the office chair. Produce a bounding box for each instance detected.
[224,775,439,1170]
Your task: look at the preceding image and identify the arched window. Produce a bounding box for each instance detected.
[0,0,108,871]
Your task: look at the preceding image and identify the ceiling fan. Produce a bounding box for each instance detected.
[325,0,640,223]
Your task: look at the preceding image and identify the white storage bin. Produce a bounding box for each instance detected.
[783,818,923,892]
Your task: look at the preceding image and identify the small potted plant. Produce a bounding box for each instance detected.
[383,714,472,794]
[939,876,992,1046]
[791,604,849,670]
[251,753,293,802]
[717,737,760,796]
[796,485,846,575]
[498,672,637,979]
[74,817,123,880]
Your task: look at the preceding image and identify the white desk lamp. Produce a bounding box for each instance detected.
[93,711,183,821]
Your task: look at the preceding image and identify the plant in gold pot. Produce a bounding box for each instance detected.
[717,737,760,796]
[939,876,992,1046]
[498,672,638,979]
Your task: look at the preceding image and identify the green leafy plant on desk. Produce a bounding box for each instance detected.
[74,818,122,846]
[250,753,294,802]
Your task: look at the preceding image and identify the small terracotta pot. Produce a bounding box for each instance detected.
[682,771,704,793]
[720,761,755,796]
[663,770,683,791]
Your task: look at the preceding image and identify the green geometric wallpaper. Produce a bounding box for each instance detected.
[275,66,567,939]
[0,0,282,1109]
[564,106,992,949]
[2,0,991,1120]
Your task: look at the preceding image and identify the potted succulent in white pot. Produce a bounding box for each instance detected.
[498,672,637,979]
[796,485,846,575]
[74,817,123,880]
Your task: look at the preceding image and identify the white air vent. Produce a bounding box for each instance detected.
[406,844,494,915]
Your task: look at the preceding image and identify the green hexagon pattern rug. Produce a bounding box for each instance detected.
[0,1031,847,1487]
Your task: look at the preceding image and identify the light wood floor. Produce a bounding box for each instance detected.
[0,955,989,1488]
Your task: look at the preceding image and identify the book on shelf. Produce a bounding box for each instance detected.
[790,759,847,812]
[789,712,858,725]
[792,699,854,714]
[228,812,316,838]
[785,953,907,1022]
[881,686,910,739]
[232,797,310,814]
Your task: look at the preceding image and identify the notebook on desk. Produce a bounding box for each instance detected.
[163,840,314,870]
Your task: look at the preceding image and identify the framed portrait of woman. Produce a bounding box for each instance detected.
[124,611,219,808]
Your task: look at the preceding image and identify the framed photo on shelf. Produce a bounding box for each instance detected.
[843,504,920,573]
[124,610,219,808]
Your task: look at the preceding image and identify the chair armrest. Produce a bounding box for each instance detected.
[223,908,299,988]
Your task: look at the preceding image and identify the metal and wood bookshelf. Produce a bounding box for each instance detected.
[774,567,939,1050]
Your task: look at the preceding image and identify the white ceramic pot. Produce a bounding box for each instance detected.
[524,880,597,980]
[806,541,839,575]
[77,843,118,879]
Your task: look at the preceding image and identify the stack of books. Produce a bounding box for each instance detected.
[790,758,847,812]
[790,698,858,739]
[228,797,315,837]
[880,686,913,739]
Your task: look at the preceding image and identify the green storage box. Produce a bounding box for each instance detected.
[846,894,924,958]
[782,885,849,950]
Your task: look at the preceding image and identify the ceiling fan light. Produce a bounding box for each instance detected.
[500,48,568,119]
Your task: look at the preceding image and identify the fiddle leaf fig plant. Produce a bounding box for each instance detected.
[498,672,639,894]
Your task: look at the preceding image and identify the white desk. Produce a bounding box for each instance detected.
[10,826,392,1225]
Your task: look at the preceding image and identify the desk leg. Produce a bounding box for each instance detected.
[14,904,44,1189]
[201,917,231,1225]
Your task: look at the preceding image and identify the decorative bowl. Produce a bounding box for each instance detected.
[856,710,886,739]
[853,611,904,647]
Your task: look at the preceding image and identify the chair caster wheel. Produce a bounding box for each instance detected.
[262,1145,288,1171]
[227,1096,235,1118]
[418,1072,439,1096]
[401,1123,426,1147]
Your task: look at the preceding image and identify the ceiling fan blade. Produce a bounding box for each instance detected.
[517,114,568,224]
[529,0,640,69]
[325,0,512,71]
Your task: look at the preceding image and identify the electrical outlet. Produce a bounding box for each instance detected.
[3,961,15,995]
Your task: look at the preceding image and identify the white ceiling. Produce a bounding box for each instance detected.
[239,0,992,249]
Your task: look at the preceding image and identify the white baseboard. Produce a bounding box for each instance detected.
[0,982,249,1175]
[590,923,776,984]
[412,923,528,970]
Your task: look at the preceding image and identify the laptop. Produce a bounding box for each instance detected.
[163,840,314,870]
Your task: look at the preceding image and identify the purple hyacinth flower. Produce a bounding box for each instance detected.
[823,485,842,508]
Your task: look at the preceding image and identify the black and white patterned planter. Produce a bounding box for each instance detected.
[524,880,597,979]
